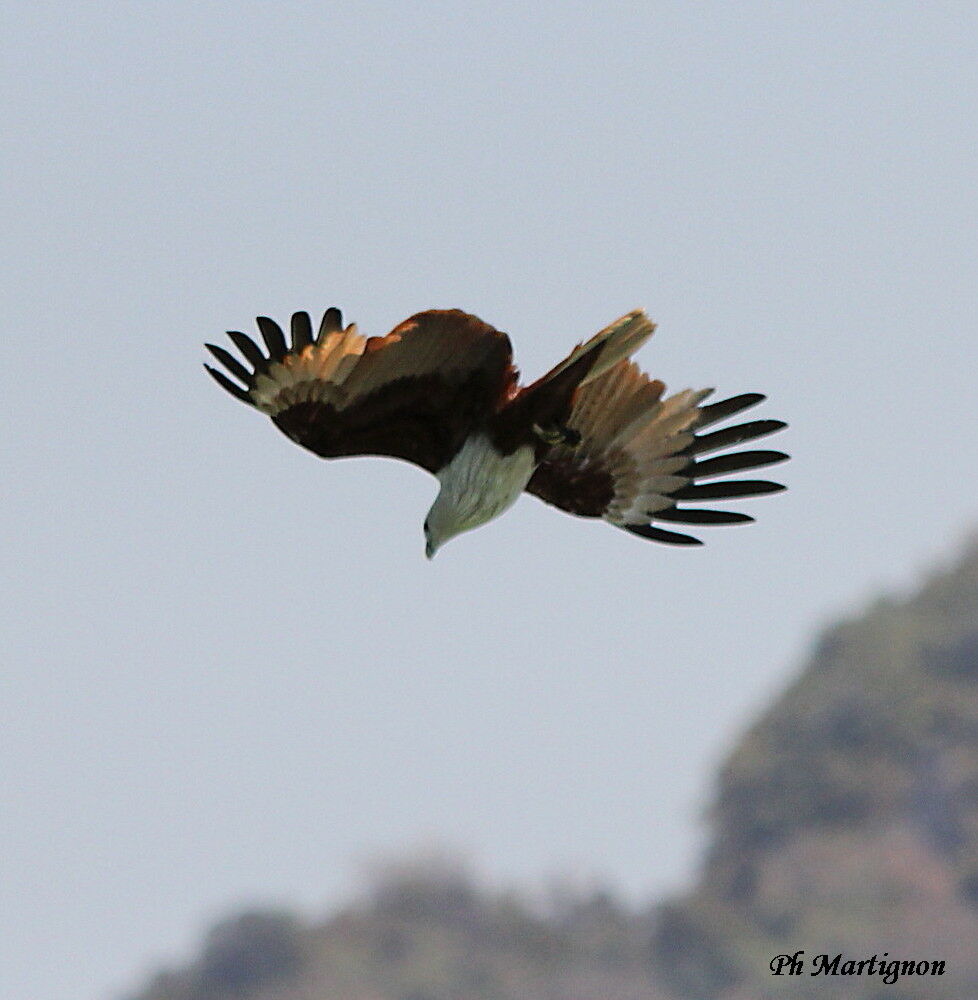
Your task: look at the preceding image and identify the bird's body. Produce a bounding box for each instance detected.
[428,434,537,555]
[205,306,788,556]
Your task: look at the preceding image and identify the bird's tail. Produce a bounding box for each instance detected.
[501,310,656,440]
[534,309,656,391]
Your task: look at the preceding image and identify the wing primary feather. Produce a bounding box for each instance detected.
[696,393,766,428]
[655,508,755,525]
[204,365,252,404]
[672,479,786,500]
[205,343,251,383]
[318,307,343,340]
[227,330,266,371]
[257,316,288,361]
[691,419,787,455]
[290,311,313,350]
[624,524,704,545]
[688,449,790,479]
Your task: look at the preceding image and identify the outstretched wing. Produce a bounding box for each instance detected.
[525,360,788,545]
[205,308,516,473]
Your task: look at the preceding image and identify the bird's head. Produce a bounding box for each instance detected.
[423,489,486,559]
[422,435,537,558]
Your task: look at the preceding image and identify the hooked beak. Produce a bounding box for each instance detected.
[425,539,436,560]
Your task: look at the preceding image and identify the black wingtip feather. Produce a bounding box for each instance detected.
[692,419,787,455]
[602,392,788,546]
[291,311,313,350]
[697,393,766,428]
[672,479,786,501]
[624,523,704,545]
[227,330,266,370]
[256,316,288,361]
[318,307,343,340]
[655,508,755,525]
[688,449,790,479]
[205,343,251,383]
[204,364,253,404]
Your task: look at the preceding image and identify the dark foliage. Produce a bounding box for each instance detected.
[126,540,978,1000]
[652,541,978,999]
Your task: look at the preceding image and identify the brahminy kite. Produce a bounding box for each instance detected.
[205,308,788,557]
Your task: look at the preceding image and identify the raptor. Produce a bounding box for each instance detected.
[205,307,788,557]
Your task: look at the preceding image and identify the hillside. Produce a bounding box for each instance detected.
[654,540,978,999]
[125,541,978,1000]
[128,859,672,1000]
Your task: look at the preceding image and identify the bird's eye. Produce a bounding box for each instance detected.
[423,519,430,533]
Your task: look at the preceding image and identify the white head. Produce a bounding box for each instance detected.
[423,486,498,559]
[422,436,537,558]
[423,496,467,559]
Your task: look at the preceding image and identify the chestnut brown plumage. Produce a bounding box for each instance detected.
[204,306,788,555]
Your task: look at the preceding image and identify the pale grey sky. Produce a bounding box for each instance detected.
[3,3,977,999]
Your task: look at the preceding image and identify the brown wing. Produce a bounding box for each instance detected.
[525,360,788,545]
[205,308,516,473]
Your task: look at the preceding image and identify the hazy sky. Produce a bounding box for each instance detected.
[3,4,977,999]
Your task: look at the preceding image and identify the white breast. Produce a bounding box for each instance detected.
[435,434,536,531]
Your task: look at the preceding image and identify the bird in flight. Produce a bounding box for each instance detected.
[205,307,787,558]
